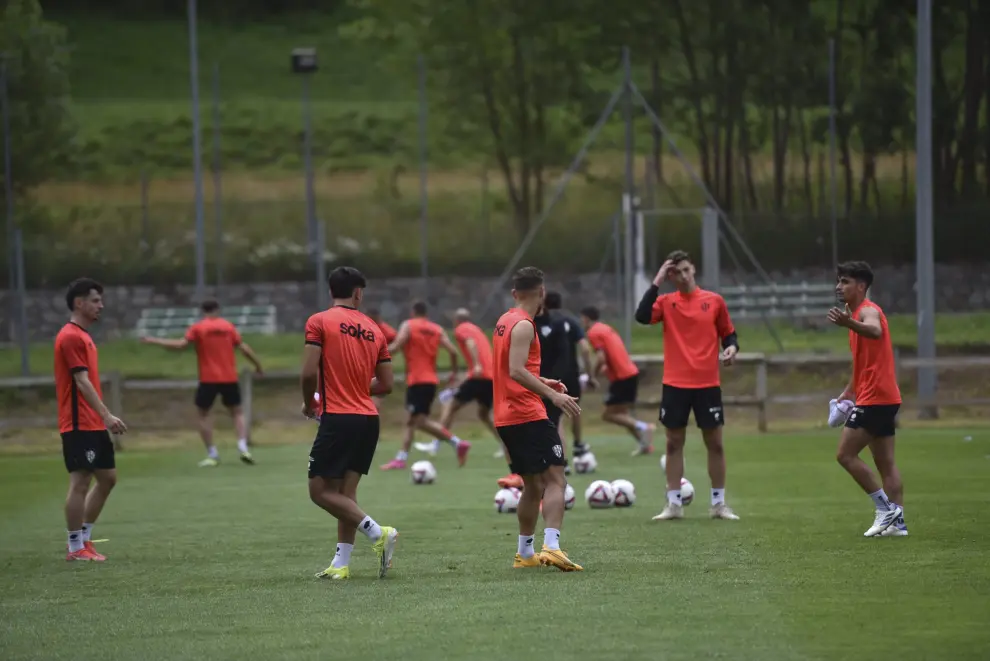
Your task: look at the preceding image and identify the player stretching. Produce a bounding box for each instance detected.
[302,267,399,579]
[494,267,583,571]
[142,299,263,467]
[829,261,906,537]
[634,250,740,521]
[380,301,471,470]
[367,309,397,411]
[57,278,127,562]
[579,307,655,455]
[414,308,508,460]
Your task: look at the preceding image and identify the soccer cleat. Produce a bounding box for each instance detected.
[239,451,255,465]
[632,424,656,456]
[539,547,583,572]
[710,504,741,520]
[83,541,106,561]
[315,565,349,580]
[652,503,685,521]
[198,457,219,468]
[497,473,524,489]
[413,440,440,456]
[493,448,505,459]
[372,526,399,578]
[513,553,542,568]
[456,440,471,467]
[380,459,406,471]
[864,506,903,537]
[631,443,655,457]
[66,547,105,562]
[879,525,909,537]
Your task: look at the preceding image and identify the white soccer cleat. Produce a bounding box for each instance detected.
[879,525,909,537]
[652,503,684,521]
[864,506,902,537]
[413,440,440,456]
[493,449,505,459]
[710,504,740,520]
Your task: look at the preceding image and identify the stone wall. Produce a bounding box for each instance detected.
[2,264,988,342]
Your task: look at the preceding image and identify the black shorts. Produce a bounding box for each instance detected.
[844,404,899,438]
[405,384,437,416]
[496,418,566,476]
[542,375,580,428]
[454,378,494,409]
[308,414,380,479]
[606,375,639,406]
[61,430,116,473]
[195,382,242,410]
[660,385,724,429]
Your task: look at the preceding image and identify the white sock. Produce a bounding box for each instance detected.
[450,435,462,447]
[358,516,382,541]
[667,490,682,506]
[332,543,353,568]
[517,534,535,558]
[711,489,725,506]
[869,489,893,511]
[81,523,93,542]
[207,445,219,459]
[237,438,249,453]
[396,451,408,461]
[634,420,649,432]
[67,530,84,553]
[543,527,561,551]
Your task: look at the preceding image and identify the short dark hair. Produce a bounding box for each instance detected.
[512,266,544,292]
[666,249,692,264]
[544,291,562,310]
[580,306,601,321]
[65,278,103,312]
[200,298,220,313]
[328,266,367,299]
[411,301,428,316]
[836,261,874,290]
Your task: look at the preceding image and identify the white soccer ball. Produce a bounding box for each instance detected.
[660,454,685,471]
[574,452,597,474]
[584,480,615,508]
[410,460,437,484]
[494,487,521,513]
[680,477,695,506]
[610,479,636,507]
[564,483,576,510]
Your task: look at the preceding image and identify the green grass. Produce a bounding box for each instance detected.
[3,313,989,379]
[1,422,989,660]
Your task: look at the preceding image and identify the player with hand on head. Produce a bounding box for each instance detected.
[494,267,583,571]
[57,278,127,562]
[142,298,263,467]
[380,301,471,470]
[829,261,906,537]
[635,250,740,521]
[302,267,399,579]
[578,307,655,456]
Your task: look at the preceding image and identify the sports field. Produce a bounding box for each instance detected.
[1,420,988,660]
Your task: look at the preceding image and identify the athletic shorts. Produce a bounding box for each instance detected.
[496,418,566,476]
[845,404,899,438]
[195,382,241,410]
[308,414,380,479]
[405,384,437,416]
[660,385,724,429]
[542,375,581,427]
[605,375,639,406]
[61,430,116,473]
[454,378,494,409]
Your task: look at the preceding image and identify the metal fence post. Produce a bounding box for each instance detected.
[755,358,768,433]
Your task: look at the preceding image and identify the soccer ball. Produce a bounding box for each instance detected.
[410,460,437,484]
[494,487,521,513]
[574,452,598,474]
[660,454,685,471]
[584,480,615,508]
[680,477,695,506]
[610,479,636,507]
[564,483,576,510]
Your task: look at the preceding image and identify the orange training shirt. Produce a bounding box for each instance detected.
[403,317,443,385]
[585,321,639,382]
[492,308,547,426]
[378,321,398,344]
[185,317,242,383]
[55,322,105,433]
[649,288,735,388]
[454,321,494,380]
[850,300,901,406]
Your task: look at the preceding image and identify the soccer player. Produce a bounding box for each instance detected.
[534,292,594,458]
[367,308,397,411]
[579,306,655,456]
[380,301,471,470]
[56,278,127,562]
[142,299,263,467]
[302,267,399,579]
[828,261,906,537]
[634,250,740,521]
[494,266,583,571]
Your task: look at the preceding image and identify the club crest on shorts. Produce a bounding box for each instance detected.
[552,444,563,458]
[85,449,96,464]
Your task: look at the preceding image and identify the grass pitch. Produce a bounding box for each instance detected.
[1,421,989,660]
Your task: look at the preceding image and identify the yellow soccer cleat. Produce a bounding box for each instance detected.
[513,553,542,568]
[540,547,584,572]
[315,565,349,580]
[198,457,219,468]
[372,526,399,579]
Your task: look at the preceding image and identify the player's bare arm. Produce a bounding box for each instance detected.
[508,321,580,417]
[371,360,394,396]
[440,331,460,384]
[592,348,608,377]
[828,304,882,339]
[73,370,127,434]
[387,321,410,354]
[300,344,321,418]
[465,337,483,378]
[578,338,598,388]
[238,342,264,375]
[141,336,189,350]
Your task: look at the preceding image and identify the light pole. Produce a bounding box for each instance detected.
[291,48,325,309]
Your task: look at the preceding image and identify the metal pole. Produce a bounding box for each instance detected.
[211,61,223,293]
[828,38,839,268]
[417,55,429,297]
[621,47,635,347]
[915,0,937,419]
[13,227,28,375]
[140,169,150,256]
[187,0,206,301]
[301,75,321,308]
[2,64,14,298]
[612,210,622,313]
[701,207,720,291]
